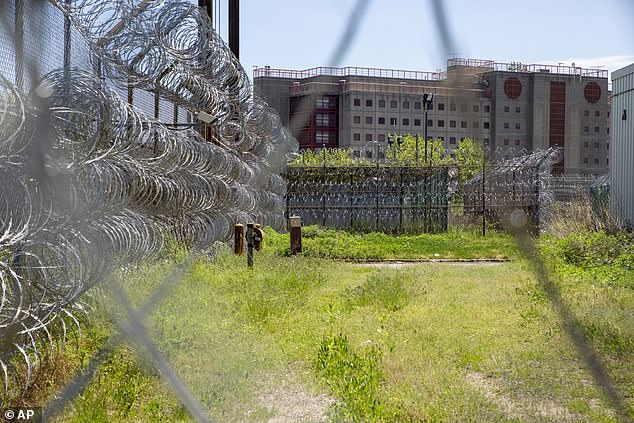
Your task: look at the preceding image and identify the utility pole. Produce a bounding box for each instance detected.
[229,0,239,59]
[198,0,213,22]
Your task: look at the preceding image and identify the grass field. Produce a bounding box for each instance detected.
[21,229,634,422]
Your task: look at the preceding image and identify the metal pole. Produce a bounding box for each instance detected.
[376,144,380,230]
[423,112,428,165]
[481,155,486,236]
[14,0,24,90]
[322,146,326,227]
[229,0,239,59]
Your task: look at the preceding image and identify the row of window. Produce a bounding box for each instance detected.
[503,106,522,113]
[583,126,608,134]
[583,157,609,165]
[583,141,610,149]
[352,98,492,113]
[502,122,522,130]
[584,110,607,118]
[350,134,483,146]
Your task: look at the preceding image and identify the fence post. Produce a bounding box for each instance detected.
[289,216,302,255]
[481,161,486,236]
[246,223,255,267]
[234,224,244,255]
[375,163,380,230]
[399,167,404,233]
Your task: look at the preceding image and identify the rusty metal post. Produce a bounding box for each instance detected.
[234,224,244,255]
[254,224,264,251]
[246,223,255,267]
[289,216,302,255]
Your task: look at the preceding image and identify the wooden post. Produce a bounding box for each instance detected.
[289,216,302,255]
[234,224,244,255]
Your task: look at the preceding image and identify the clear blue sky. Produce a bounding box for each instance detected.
[210,0,634,82]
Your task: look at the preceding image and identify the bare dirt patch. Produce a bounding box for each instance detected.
[466,372,578,421]
[254,363,334,423]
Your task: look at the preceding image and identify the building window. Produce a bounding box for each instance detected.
[504,122,510,129]
[515,139,520,145]
[461,104,467,112]
[607,111,610,118]
[316,131,332,144]
[438,120,445,127]
[390,117,397,126]
[504,106,510,113]
[378,117,385,125]
[594,158,599,165]
[584,126,589,132]
[438,137,444,142]
[428,103,434,110]
[414,101,421,109]
[484,138,490,145]
[607,142,610,150]
[584,141,589,148]
[461,121,468,129]
[515,106,521,113]
[595,110,600,117]
[450,103,457,111]
[583,157,589,164]
[450,120,456,128]
[354,98,361,107]
[484,105,490,113]
[584,110,589,117]
[353,133,361,141]
[366,99,373,107]
[426,119,432,127]
[594,126,600,133]
[403,100,410,109]
[607,127,610,134]
[379,99,386,108]
[317,97,335,109]
[450,137,456,144]
[366,116,373,124]
[504,138,509,145]
[594,142,599,148]
[414,119,421,126]
[484,122,490,129]
[390,100,398,108]
[473,122,479,129]
[316,114,330,126]
[354,116,361,124]
[366,150,372,159]
[366,133,373,142]
[473,105,479,113]
[515,122,521,129]
[403,118,410,126]
[607,158,609,165]
[378,134,386,142]
[438,103,445,111]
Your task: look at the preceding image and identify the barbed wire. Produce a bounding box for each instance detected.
[0,0,631,421]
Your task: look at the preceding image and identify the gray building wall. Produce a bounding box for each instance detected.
[254,61,610,173]
[611,63,634,226]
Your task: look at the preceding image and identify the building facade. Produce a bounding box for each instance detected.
[254,59,610,174]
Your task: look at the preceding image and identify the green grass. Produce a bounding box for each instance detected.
[265,225,518,260]
[20,228,633,422]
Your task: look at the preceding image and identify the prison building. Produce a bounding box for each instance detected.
[254,58,610,174]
